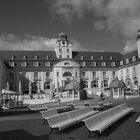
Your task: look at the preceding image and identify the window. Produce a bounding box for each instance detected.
[9,72,14,80]
[44,82,50,89]
[34,56,38,59]
[126,69,129,76]
[59,55,62,59]
[83,81,88,88]
[126,78,131,87]
[120,60,123,66]
[110,56,113,60]
[57,72,59,77]
[126,58,129,64]
[75,72,78,77]
[81,72,86,78]
[91,62,96,67]
[66,49,70,53]
[64,62,70,66]
[103,71,106,79]
[80,56,84,60]
[11,56,15,60]
[34,72,38,80]
[46,72,50,79]
[91,56,95,60]
[23,56,27,59]
[101,62,106,67]
[112,71,115,78]
[121,70,123,78]
[21,72,26,80]
[111,62,115,66]
[46,56,50,60]
[9,82,16,91]
[100,56,104,60]
[59,48,62,53]
[132,56,136,62]
[133,67,136,75]
[63,72,72,77]
[93,71,96,78]
[91,80,98,88]
[21,62,27,67]
[67,55,70,59]
[9,62,15,67]
[81,62,86,66]
[103,80,108,88]
[45,62,50,67]
[33,62,39,67]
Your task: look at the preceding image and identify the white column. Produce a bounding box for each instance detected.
[19,80,22,94]
[29,81,32,97]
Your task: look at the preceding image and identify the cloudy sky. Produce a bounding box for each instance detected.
[0,0,140,53]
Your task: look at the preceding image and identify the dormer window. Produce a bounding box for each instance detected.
[132,56,136,62]
[46,56,50,60]
[9,62,15,67]
[100,56,104,60]
[110,56,113,60]
[126,58,129,64]
[120,60,123,66]
[111,62,115,66]
[34,56,38,59]
[21,62,27,67]
[11,56,15,60]
[91,56,95,60]
[45,62,50,67]
[101,62,106,66]
[80,56,84,60]
[91,62,96,67]
[23,56,27,59]
[33,62,39,67]
[81,62,86,66]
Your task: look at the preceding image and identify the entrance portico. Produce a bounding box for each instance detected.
[53,60,80,90]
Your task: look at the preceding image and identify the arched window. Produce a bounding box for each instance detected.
[133,77,138,85]
[91,80,98,88]
[83,81,88,88]
[101,80,108,88]
[126,78,131,87]
[63,72,72,77]
[44,82,50,89]
[103,80,108,88]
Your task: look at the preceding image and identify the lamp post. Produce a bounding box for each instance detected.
[0,85,2,111]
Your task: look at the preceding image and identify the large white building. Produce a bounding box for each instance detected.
[0,31,140,97]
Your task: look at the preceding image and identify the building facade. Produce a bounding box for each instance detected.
[0,31,140,97]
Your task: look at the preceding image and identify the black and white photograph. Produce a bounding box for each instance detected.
[0,0,140,140]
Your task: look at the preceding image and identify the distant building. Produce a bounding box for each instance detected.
[0,31,140,96]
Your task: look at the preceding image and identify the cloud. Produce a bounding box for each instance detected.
[0,33,57,51]
[123,40,137,54]
[47,0,140,53]
[94,21,105,30]
[0,33,86,52]
[70,39,88,51]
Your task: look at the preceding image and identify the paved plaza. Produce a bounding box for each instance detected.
[0,98,140,140]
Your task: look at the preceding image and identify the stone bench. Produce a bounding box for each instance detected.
[47,106,99,134]
[82,103,134,137]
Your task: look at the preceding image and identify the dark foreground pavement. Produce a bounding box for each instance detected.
[0,98,140,140]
